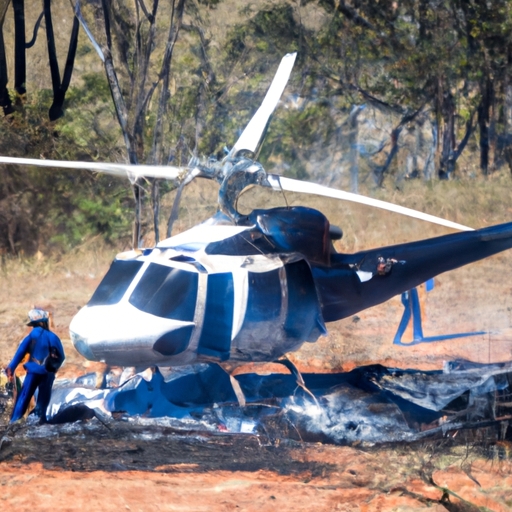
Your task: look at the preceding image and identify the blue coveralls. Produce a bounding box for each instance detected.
[7,326,65,423]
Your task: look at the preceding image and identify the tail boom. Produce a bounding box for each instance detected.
[314,221,512,322]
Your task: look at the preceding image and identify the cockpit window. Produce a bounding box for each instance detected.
[129,263,198,321]
[88,260,144,306]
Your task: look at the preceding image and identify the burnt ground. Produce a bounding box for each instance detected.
[1,391,512,512]
[0,418,330,475]
[0,408,509,474]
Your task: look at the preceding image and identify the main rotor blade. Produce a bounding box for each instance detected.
[229,52,297,158]
[267,175,473,232]
[0,155,187,182]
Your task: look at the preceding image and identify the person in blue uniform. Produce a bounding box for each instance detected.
[5,309,65,423]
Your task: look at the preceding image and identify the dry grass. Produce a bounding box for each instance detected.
[0,240,116,367]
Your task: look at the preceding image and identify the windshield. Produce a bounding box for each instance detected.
[129,263,198,321]
[88,260,144,306]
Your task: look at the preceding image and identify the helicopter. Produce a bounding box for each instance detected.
[2,53,512,372]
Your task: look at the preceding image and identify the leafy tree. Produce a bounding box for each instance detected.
[0,76,133,255]
[296,0,512,180]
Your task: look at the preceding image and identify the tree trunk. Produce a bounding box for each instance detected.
[418,0,430,40]
[151,180,160,244]
[0,0,13,116]
[424,121,437,180]
[347,105,363,193]
[12,0,25,96]
[373,126,402,187]
[506,45,512,137]
[438,92,455,179]
[477,74,496,176]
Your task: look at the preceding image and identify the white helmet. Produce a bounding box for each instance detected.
[27,308,49,326]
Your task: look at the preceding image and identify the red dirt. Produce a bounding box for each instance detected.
[1,433,512,511]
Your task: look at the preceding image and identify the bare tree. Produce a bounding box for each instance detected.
[1,0,15,115]
[1,0,79,119]
[72,0,186,247]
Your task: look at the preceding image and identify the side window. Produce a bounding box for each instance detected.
[244,269,281,322]
[129,263,198,321]
[197,272,234,360]
[88,260,144,306]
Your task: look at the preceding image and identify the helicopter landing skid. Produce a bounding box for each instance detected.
[394,283,486,346]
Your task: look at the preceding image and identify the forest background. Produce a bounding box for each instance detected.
[1,0,512,257]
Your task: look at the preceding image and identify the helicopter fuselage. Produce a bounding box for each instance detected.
[70,206,331,367]
[70,205,512,367]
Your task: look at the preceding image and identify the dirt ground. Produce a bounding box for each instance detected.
[1,238,512,511]
[1,414,512,511]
